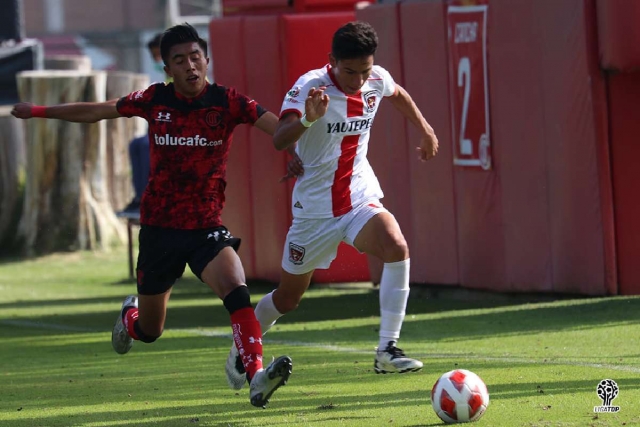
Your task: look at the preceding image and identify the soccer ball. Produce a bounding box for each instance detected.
[431,369,489,423]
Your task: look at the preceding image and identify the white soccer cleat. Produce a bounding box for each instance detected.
[225,344,247,390]
[374,341,423,374]
[249,355,292,408]
[111,295,138,355]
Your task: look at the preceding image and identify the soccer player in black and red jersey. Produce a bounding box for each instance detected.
[11,23,292,409]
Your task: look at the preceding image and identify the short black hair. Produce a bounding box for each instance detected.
[160,23,208,64]
[147,33,162,51]
[331,21,378,61]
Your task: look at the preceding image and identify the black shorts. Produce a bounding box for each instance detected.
[136,225,241,295]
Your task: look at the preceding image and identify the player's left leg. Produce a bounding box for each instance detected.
[112,226,187,354]
[348,202,423,374]
[226,216,341,391]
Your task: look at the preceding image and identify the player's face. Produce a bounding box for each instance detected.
[165,41,209,97]
[329,54,374,95]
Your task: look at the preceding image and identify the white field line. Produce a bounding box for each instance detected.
[3,319,640,374]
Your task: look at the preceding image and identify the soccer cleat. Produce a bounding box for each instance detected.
[374,341,423,374]
[225,344,247,390]
[249,355,292,408]
[111,295,138,355]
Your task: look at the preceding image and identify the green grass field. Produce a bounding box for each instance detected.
[1,248,640,426]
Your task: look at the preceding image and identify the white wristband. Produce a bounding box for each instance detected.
[300,114,316,128]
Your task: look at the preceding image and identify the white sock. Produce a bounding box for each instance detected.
[254,291,283,335]
[378,258,410,351]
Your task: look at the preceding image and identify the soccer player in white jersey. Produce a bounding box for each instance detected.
[225,20,439,390]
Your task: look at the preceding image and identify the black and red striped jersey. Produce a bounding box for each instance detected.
[117,82,266,229]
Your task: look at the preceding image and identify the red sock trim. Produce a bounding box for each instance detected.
[124,308,139,340]
[230,307,263,378]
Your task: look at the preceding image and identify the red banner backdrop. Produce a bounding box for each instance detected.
[447,4,491,170]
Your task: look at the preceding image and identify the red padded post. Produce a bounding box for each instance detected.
[210,17,258,277]
[609,74,640,295]
[597,0,640,72]
[280,12,372,283]
[399,1,460,286]
[243,15,291,282]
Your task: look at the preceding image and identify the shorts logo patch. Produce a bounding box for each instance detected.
[289,243,306,265]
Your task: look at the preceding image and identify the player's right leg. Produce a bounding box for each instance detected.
[112,225,186,354]
[348,204,423,374]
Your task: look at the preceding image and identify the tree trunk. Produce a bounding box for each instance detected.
[105,71,149,211]
[0,106,25,254]
[44,55,92,72]
[15,70,125,256]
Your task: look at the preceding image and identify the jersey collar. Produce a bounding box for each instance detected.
[326,64,362,96]
[174,83,210,102]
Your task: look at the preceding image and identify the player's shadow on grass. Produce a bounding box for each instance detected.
[3,281,640,344]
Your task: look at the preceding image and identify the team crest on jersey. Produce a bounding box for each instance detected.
[287,87,301,98]
[363,90,378,113]
[206,111,222,127]
[289,243,305,265]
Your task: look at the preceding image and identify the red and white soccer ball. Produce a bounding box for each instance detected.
[431,369,489,423]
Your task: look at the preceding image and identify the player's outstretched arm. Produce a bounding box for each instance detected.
[387,85,439,161]
[11,99,122,123]
[273,87,329,151]
[253,111,279,136]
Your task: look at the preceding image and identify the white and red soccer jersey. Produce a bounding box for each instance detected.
[281,64,397,219]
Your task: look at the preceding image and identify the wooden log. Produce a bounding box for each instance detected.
[15,70,125,256]
[0,105,25,254]
[105,71,149,211]
[44,55,92,72]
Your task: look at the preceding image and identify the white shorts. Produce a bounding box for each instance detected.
[282,200,389,275]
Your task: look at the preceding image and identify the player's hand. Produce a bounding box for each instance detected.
[304,87,329,122]
[417,131,439,162]
[279,151,304,183]
[11,102,34,119]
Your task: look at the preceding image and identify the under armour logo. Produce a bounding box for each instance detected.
[207,229,231,241]
[248,336,262,345]
[156,111,171,122]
